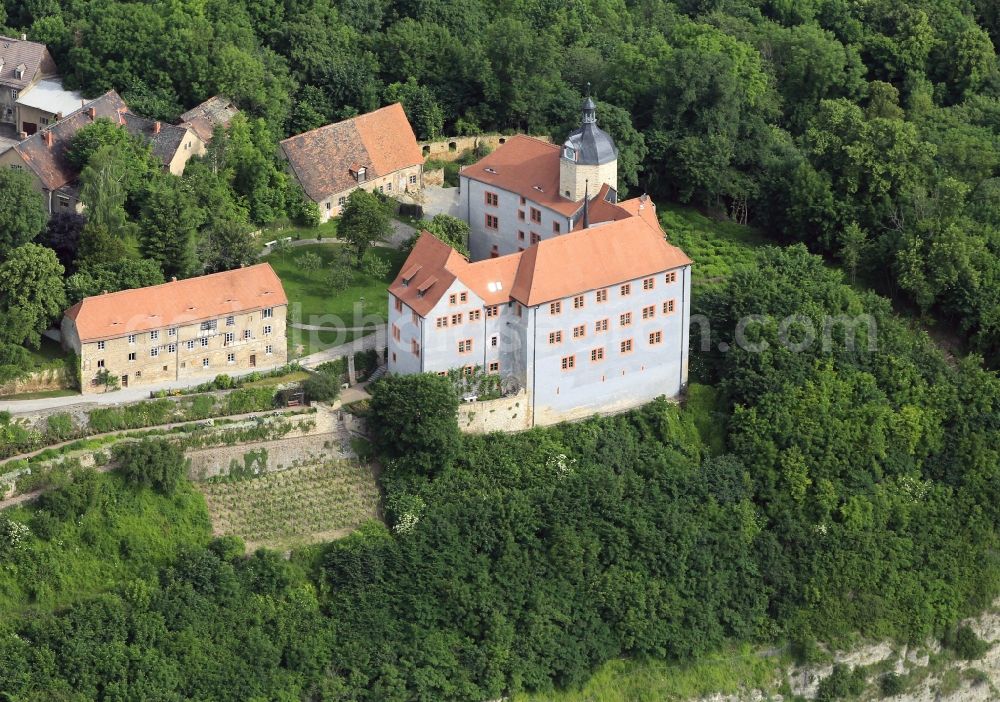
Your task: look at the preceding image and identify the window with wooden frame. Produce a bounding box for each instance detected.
[491,335,498,346]
[463,365,474,376]
[595,288,608,303]
[486,305,499,317]
[643,276,655,290]
[530,207,542,223]
[449,293,457,304]
[642,304,656,319]
[573,324,586,338]
[392,324,401,341]
[550,301,562,314]
[460,292,468,303]
[411,340,420,356]
[488,361,499,373]
[548,330,563,344]
[436,316,448,328]
[411,311,418,325]
[560,355,575,370]
[395,297,403,312]
[595,319,609,332]
[485,214,499,229]
[518,230,526,241]
[591,347,605,362]
[531,232,541,244]
[451,313,463,325]
[665,271,677,283]
[466,309,478,321]
[620,338,633,353]
[663,299,676,314]
[573,295,584,309]
[458,338,473,353]
[518,210,525,221]
[620,312,632,327]
[484,191,499,206]
[649,331,663,344]
[620,283,631,296]
[552,221,561,233]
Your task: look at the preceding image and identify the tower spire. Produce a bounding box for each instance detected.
[582,84,596,124]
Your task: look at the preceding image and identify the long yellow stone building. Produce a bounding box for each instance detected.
[61,264,288,393]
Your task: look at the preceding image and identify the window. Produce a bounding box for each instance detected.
[97,340,105,350]
[386,182,392,192]
[168,328,176,337]
[549,331,563,344]
[150,347,159,358]
[266,345,273,355]
[663,299,676,314]
[128,352,136,361]
[573,324,586,338]
[620,312,632,327]
[378,185,384,193]
[550,301,562,315]
[10,89,18,100]
[490,244,499,258]
[395,298,403,312]
[486,305,499,317]
[338,196,346,206]
[518,210,525,221]
[514,302,522,317]
[40,117,51,126]
[449,294,457,305]
[226,316,235,326]
[436,316,448,328]
[168,344,176,353]
[665,271,677,284]
[128,334,136,344]
[595,319,609,332]
[485,191,499,206]
[135,371,141,378]
[150,330,159,341]
[225,332,234,345]
[451,313,463,325]
[643,277,655,290]
[458,339,473,354]
[642,305,656,319]
[392,324,401,341]
[530,207,541,223]
[596,289,608,303]
[58,196,70,208]
[326,202,332,211]
[488,361,499,373]
[591,347,605,362]
[520,196,526,205]
[97,359,105,368]
[561,355,575,370]
[202,358,210,368]
[469,309,481,321]
[620,283,631,296]
[485,214,499,229]
[573,295,584,309]
[491,335,498,347]
[200,320,217,332]
[463,366,474,376]
[227,353,236,363]
[649,331,663,345]
[241,330,250,340]
[552,221,561,233]
[201,338,209,347]
[460,292,468,303]
[518,230,525,241]
[263,325,272,336]
[530,232,541,244]
[409,174,417,184]
[620,339,633,353]
[262,308,273,319]
[412,311,418,325]
[186,340,195,350]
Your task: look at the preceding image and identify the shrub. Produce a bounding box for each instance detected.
[224,386,275,415]
[45,413,76,441]
[880,672,904,696]
[362,251,390,280]
[295,251,323,271]
[212,374,236,390]
[944,624,990,660]
[303,372,340,403]
[114,439,186,495]
[816,664,866,701]
[353,349,380,377]
[316,358,347,381]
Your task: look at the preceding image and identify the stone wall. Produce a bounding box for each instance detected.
[0,366,73,396]
[457,390,532,434]
[423,168,445,186]
[421,134,552,162]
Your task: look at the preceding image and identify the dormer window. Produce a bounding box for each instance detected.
[563,146,575,161]
[357,166,366,182]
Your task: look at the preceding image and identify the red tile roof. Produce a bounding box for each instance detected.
[65,264,287,342]
[391,198,692,316]
[280,103,422,202]
[460,134,584,217]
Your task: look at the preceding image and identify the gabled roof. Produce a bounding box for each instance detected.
[0,36,56,90]
[510,198,691,306]
[12,91,128,191]
[178,95,239,143]
[121,112,193,165]
[280,103,423,202]
[65,264,288,343]
[460,134,584,217]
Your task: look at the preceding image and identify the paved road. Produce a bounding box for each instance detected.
[298,325,387,368]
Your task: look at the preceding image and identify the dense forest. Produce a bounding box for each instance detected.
[3,0,1000,365]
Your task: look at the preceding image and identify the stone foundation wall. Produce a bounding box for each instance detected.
[0,367,74,396]
[421,134,551,162]
[423,168,445,186]
[457,391,532,434]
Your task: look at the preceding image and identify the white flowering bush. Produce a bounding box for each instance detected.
[388,493,426,535]
[0,517,31,554]
[546,453,576,479]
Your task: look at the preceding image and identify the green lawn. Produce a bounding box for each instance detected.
[264,243,406,357]
[261,218,340,243]
[660,203,770,291]
[25,337,68,370]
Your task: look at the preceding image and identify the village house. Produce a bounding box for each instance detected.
[0,90,205,213]
[0,34,58,136]
[177,94,240,144]
[280,103,424,222]
[62,264,288,394]
[388,96,694,426]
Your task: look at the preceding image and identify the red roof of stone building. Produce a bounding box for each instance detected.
[460,134,585,217]
[65,264,287,342]
[391,197,692,316]
[279,103,423,202]
[178,95,239,143]
[0,35,57,90]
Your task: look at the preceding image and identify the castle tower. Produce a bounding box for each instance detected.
[559,92,618,202]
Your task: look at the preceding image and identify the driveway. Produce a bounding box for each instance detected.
[421,185,461,219]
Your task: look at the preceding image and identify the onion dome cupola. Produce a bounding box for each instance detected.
[560,87,618,202]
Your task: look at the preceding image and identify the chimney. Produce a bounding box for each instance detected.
[20,33,27,41]
[87,106,96,119]
[18,131,26,140]
[43,131,52,147]
[154,121,161,134]
[55,112,63,121]
[171,276,177,282]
